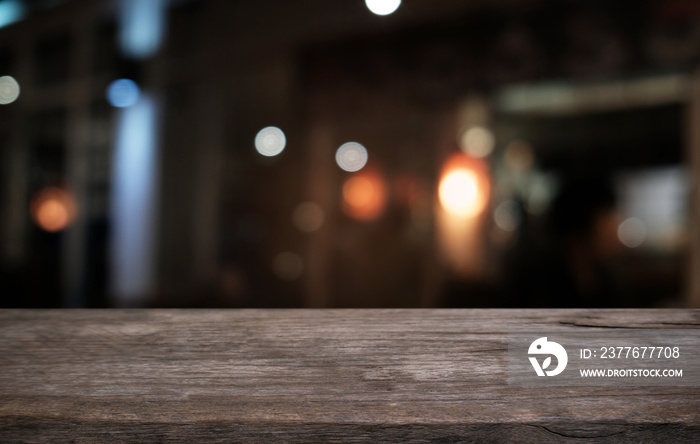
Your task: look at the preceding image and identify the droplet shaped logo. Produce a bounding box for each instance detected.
[528,337,568,376]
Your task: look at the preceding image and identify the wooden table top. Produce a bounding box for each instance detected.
[1,309,699,442]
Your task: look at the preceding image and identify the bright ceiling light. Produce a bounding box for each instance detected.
[365,0,401,16]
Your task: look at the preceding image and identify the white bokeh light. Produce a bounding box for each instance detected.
[618,217,647,248]
[439,169,479,217]
[255,126,286,157]
[336,142,368,172]
[0,75,20,105]
[365,0,401,16]
[459,126,495,158]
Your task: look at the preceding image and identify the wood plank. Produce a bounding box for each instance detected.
[1,309,699,442]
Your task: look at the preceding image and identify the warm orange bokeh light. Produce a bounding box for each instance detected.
[30,188,77,232]
[438,153,489,217]
[342,170,386,221]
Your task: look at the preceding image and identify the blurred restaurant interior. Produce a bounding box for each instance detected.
[0,0,699,308]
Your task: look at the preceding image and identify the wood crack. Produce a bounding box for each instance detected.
[528,424,626,439]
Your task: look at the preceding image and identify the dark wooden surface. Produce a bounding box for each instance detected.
[1,309,699,442]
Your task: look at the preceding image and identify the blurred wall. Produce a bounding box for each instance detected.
[0,0,698,307]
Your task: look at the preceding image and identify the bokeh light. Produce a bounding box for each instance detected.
[106,79,140,108]
[365,0,401,16]
[440,171,478,215]
[0,0,24,29]
[0,75,20,105]
[30,188,77,232]
[526,174,555,215]
[273,252,304,281]
[618,217,647,248]
[342,170,386,221]
[459,126,495,158]
[254,126,286,157]
[494,200,522,231]
[438,153,490,218]
[336,142,368,172]
[293,202,325,233]
[118,0,166,60]
[111,93,158,305]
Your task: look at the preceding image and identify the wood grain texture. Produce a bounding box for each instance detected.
[1,309,699,442]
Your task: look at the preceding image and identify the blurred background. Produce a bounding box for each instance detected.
[0,0,699,308]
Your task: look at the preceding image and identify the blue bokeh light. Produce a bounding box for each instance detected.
[106,79,140,108]
[119,0,166,60]
[111,94,159,305]
[0,0,24,29]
